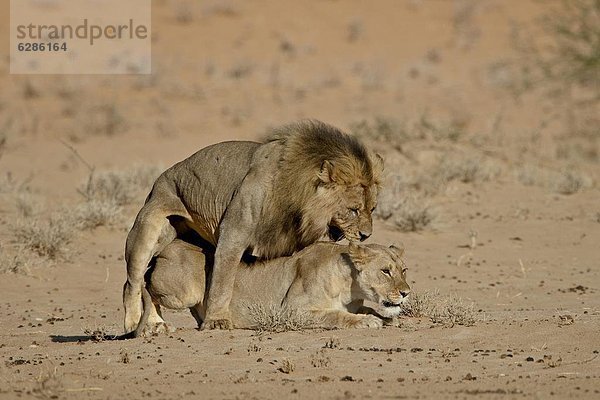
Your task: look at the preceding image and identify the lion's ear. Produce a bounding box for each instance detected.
[348,242,373,269]
[388,244,404,259]
[371,153,384,184]
[318,160,336,183]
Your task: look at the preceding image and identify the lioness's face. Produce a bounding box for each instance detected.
[328,184,378,242]
[349,243,410,318]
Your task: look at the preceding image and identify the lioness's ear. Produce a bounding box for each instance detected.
[348,242,371,269]
[388,244,404,259]
[318,160,336,183]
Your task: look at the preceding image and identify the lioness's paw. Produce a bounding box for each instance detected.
[350,315,383,329]
[201,318,233,330]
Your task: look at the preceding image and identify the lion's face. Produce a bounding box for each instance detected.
[327,183,378,242]
[348,243,410,318]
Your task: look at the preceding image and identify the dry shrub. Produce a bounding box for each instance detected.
[400,290,477,327]
[74,199,122,229]
[434,154,501,184]
[0,172,30,195]
[246,304,316,332]
[553,169,591,194]
[350,116,419,151]
[430,296,476,327]
[391,196,435,232]
[516,164,593,194]
[32,367,63,400]
[79,165,162,206]
[83,102,127,136]
[310,350,331,368]
[15,192,44,218]
[278,359,295,374]
[14,214,75,260]
[376,190,436,232]
[398,290,436,318]
[82,325,111,342]
[0,245,30,275]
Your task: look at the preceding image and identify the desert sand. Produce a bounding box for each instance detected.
[0,1,599,399]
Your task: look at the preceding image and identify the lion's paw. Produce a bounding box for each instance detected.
[350,315,383,329]
[201,318,233,330]
[138,322,173,337]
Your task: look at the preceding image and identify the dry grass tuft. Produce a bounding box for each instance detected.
[0,245,31,275]
[74,199,122,230]
[83,102,127,137]
[278,359,295,374]
[350,116,424,152]
[553,169,590,195]
[32,367,63,400]
[15,192,44,218]
[14,214,76,260]
[430,296,476,327]
[516,164,593,194]
[82,325,111,342]
[398,290,436,318]
[246,304,316,332]
[79,165,162,206]
[400,290,477,327]
[434,155,501,184]
[376,191,436,232]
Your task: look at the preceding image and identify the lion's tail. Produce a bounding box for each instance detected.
[114,286,153,340]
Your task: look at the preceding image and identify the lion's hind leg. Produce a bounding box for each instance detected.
[123,199,181,334]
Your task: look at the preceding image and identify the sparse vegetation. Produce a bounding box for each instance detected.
[246,304,316,332]
[310,350,331,368]
[15,192,44,218]
[376,192,436,232]
[0,245,31,275]
[32,368,63,400]
[398,290,436,318]
[74,199,122,229]
[14,213,76,260]
[78,165,162,206]
[82,325,111,342]
[434,154,501,184]
[83,102,127,137]
[400,290,477,327]
[350,117,411,151]
[278,359,295,374]
[516,164,592,194]
[430,297,476,327]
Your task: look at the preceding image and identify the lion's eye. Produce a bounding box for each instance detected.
[349,208,359,217]
[371,206,376,213]
[381,269,391,277]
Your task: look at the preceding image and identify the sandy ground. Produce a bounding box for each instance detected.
[1,1,599,399]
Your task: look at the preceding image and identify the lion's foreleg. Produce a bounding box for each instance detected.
[202,250,243,330]
[202,173,264,330]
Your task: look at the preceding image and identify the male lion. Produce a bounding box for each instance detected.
[123,120,383,333]
[132,239,410,335]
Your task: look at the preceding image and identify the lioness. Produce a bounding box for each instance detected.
[132,239,410,335]
[123,120,383,333]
